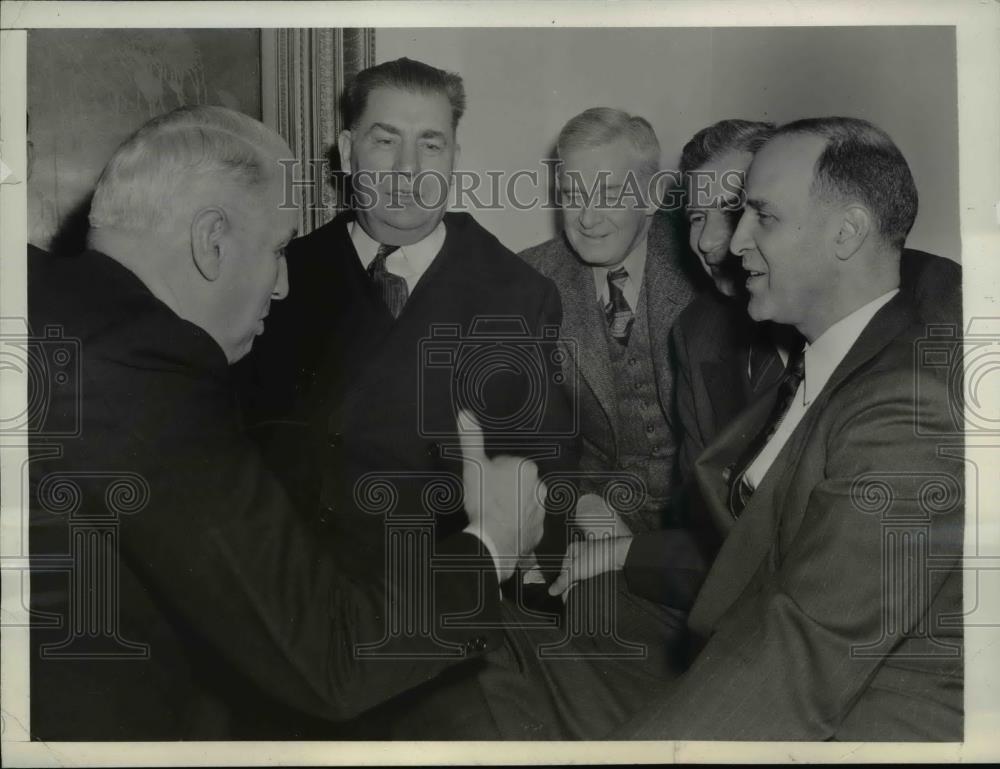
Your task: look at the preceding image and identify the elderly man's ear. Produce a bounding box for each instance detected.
[190,207,228,281]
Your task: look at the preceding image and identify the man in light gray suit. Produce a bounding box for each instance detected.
[518,107,697,688]
[521,108,695,534]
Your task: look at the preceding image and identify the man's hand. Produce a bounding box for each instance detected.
[458,410,547,582]
[573,492,633,538]
[548,533,633,600]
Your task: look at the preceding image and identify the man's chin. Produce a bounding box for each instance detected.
[231,338,256,365]
[568,240,619,267]
[746,296,771,323]
[363,208,446,240]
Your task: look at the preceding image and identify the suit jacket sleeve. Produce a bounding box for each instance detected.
[622,527,709,609]
[671,318,704,486]
[94,346,503,724]
[463,269,577,616]
[622,352,962,739]
[509,277,577,575]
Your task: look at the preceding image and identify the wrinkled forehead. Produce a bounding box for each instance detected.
[357,85,455,137]
[558,138,649,187]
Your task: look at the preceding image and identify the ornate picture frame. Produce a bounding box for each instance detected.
[261,28,376,234]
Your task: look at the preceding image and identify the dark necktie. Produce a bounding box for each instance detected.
[367,243,409,319]
[727,346,807,517]
[604,266,634,345]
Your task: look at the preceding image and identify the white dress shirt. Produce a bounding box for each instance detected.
[349,219,446,292]
[592,237,648,310]
[745,289,899,489]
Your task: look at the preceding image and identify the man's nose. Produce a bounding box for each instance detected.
[272,256,289,300]
[579,203,601,229]
[393,140,418,176]
[729,210,753,257]
[698,215,730,258]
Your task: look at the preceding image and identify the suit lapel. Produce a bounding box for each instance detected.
[703,359,749,431]
[746,331,783,395]
[645,215,694,412]
[692,385,778,540]
[548,238,619,436]
[689,293,918,636]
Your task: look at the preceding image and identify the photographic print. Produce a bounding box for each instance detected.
[2,1,997,766]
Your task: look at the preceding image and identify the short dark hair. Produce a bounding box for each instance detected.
[772,116,918,250]
[342,57,466,131]
[678,119,776,175]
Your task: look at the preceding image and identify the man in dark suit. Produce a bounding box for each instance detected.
[28,105,547,740]
[239,57,575,738]
[555,119,964,648]
[243,57,570,548]
[672,119,962,484]
[672,120,788,482]
[622,117,963,740]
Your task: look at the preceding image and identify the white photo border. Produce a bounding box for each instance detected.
[2,1,998,765]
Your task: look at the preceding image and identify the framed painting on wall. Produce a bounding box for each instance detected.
[26,27,374,252]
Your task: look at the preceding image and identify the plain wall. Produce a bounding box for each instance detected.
[376,27,959,260]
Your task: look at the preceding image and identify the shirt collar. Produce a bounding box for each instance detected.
[349,219,447,277]
[802,289,899,405]
[592,236,649,303]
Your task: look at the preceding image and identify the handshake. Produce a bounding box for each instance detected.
[457,410,548,582]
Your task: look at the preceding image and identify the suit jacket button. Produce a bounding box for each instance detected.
[474,636,487,651]
[426,441,440,459]
[328,433,343,450]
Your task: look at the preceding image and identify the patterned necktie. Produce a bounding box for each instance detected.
[604,266,634,345]
[727,346,807,517]
[367,243,409,319]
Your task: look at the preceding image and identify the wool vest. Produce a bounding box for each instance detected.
[604,283,673,532]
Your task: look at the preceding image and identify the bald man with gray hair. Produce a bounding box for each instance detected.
[28,105,546,740]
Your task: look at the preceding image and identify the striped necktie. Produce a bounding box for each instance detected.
[604,266,634,345]
[367,243,409,319]
[727,346,806,517]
